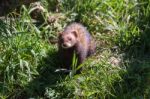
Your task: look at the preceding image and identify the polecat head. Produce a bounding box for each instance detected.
[59,31,78,49]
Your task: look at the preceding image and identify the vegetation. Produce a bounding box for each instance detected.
[0,0,150,98]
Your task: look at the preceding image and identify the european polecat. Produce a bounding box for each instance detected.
[58,22,96,73]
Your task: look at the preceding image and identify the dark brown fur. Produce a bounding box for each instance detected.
[58,22,96,72]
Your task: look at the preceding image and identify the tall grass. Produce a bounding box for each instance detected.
[0,5,55,98]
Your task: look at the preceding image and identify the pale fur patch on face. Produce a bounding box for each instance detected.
[61,42,73,49]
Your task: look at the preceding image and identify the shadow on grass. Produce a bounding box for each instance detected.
[0,18,67,99]
[112,52,150,98]
[20,50,66,98]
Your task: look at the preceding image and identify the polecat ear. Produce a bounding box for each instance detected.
[58,32,63,41]
[71,31,78,38]
[58,32,63,38]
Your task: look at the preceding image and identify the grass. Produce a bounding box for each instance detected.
[0,0,150,98]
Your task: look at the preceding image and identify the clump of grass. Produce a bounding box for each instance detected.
[0,5,57,98]
[55,50,124,98]
[112,57,150,98]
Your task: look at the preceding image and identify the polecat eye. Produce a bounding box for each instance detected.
[60,38,64,42]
